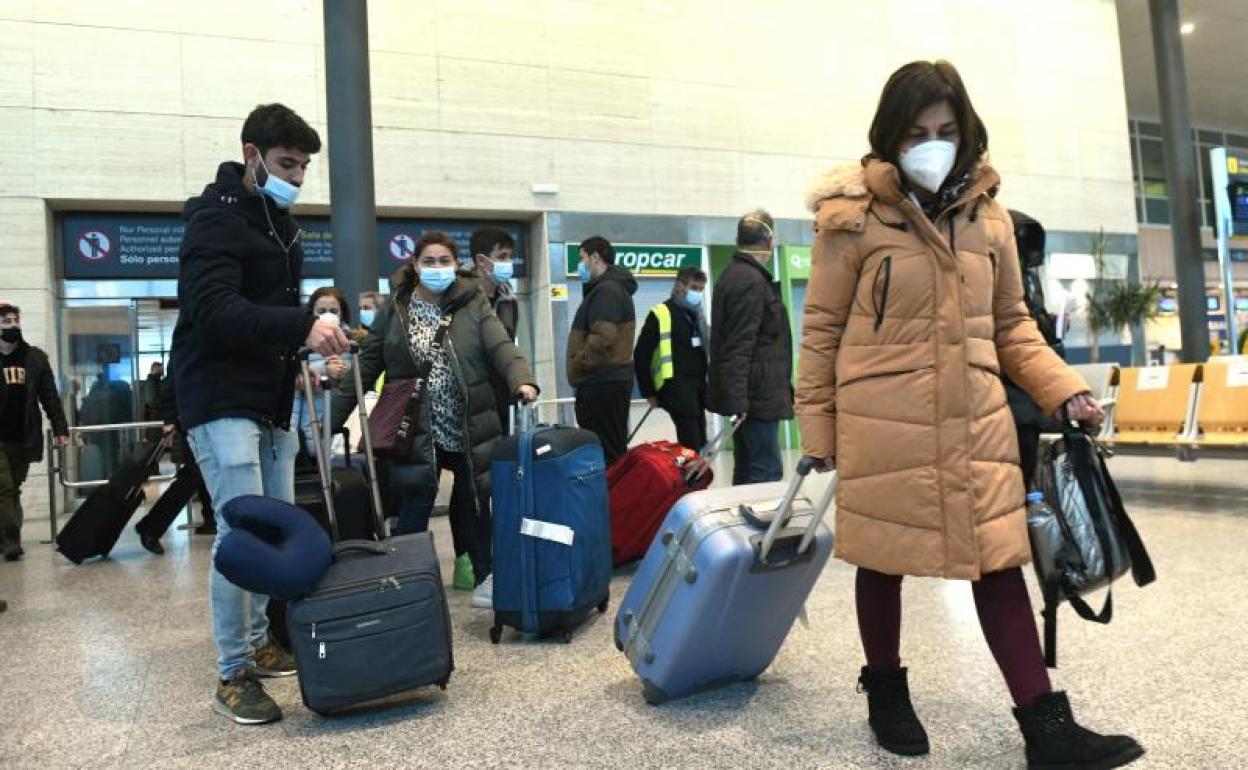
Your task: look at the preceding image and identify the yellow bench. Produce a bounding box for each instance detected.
[1187,359,1248,448]
[1107,364,1202,446]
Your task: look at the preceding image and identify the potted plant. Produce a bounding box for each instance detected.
[1084,229,1162,364]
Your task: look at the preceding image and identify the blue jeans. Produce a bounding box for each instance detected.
[188,418,298,680]
[732,418,783,485]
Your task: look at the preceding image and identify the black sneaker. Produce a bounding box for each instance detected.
[138,529,165,555]
[253,640,298,678]
[194,521,217,535]
[213,669,281,725]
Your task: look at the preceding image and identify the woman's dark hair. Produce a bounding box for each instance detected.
[241,103,321,155]
[868,60,988,181]
[414,230,459,262]
[308,286,350,325]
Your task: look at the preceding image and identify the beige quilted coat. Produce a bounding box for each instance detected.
[796,159,1088,579]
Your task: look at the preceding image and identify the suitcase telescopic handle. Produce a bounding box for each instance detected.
[296,344,387,543]
[757,456,837,564]
[684,414,746,483]
[517,400,537,435]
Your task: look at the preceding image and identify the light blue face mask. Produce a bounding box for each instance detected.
[254,155,300,209]
[683,289,703,309]
[420,266,456,294]
[359,308,376,328]
[489,259,514,284]
[577,261,592,282]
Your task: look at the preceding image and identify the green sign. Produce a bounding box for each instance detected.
[566,243,702,277]
[780,245,812,280]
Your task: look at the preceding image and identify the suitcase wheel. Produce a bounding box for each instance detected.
[642,681,669,705]
[437,677,449,691]
[559,629,573,644]
[489,625,502,645]
[597,595,610,614]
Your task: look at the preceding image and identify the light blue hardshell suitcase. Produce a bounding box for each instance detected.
[614,458,836,703]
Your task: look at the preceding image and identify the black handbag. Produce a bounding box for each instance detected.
[1029,415,1156,667]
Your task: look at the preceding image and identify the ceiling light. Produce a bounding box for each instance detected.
[1180,22,1195,34]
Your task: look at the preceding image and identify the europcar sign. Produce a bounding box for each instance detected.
[565,243,702,277]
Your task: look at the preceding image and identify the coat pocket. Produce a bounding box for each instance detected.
[872,256,893,332]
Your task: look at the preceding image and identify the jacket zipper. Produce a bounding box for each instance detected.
[443,335,484,521]
[873,256,893,332]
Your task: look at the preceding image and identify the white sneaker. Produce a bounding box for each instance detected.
[471,574,493,609]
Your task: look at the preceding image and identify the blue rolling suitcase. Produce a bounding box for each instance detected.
[489,404,612,643]
[614,457,836,703]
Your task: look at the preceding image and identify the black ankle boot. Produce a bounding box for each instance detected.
[1013,691,1143,769]
[2,528,21,561]
[858,665,930,756]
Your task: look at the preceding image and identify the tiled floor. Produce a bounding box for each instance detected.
[2,452,1244,768]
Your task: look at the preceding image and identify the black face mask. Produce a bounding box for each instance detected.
[0,328,20,344]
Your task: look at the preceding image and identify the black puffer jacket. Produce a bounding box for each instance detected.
[171,162,315,431]
[332,266,537,501]
[1003,210,1063,431]
[707,252,794,420]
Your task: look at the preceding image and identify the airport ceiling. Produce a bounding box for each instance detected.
[1117,0,1248,132]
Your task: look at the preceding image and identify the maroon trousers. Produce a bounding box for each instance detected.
[855,566,1051,707]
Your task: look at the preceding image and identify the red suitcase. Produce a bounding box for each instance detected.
[606,413,742,566]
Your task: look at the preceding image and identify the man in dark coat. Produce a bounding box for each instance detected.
[171,103,348,725]
[1003,210,1064,490]
[0,301,69,560]
[707,210,794,484]
[633,267,710,451]
[468,227,520,434]
[567,236,637,465]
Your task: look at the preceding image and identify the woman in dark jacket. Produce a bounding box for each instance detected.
[332,231,537,610]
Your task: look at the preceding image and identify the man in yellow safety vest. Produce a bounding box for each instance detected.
[633,267,710,450]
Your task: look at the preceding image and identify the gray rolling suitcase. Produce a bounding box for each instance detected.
[286,349,453,715]
[614,457,835,703]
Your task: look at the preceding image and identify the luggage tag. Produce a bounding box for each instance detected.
[520,517,575,546]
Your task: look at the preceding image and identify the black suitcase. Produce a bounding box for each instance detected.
[285,349,453,714]
[295,466,378,541]
[57,435,171,563]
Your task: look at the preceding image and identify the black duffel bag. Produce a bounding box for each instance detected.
[1028,414,1156,667]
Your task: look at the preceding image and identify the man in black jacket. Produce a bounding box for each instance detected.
[1003,210,1064,490]
[170,104,347,726]
[707,211,793,484]
[468,227,520,434]
[0,301,69,560]
[567,236,637,465]
[634,267,709,451]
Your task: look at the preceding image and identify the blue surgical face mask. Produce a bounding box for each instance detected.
[489,259,514,284]
[683,290,703,309]
[420,266,456,294]
[577,261,592,282]
[253,155,300,209]
[359,308,376,328]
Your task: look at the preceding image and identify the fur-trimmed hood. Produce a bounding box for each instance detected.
[804,162,869,213]
[806,158,1001,220]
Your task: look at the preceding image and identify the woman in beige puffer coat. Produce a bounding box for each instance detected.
[797,60,1141,770]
